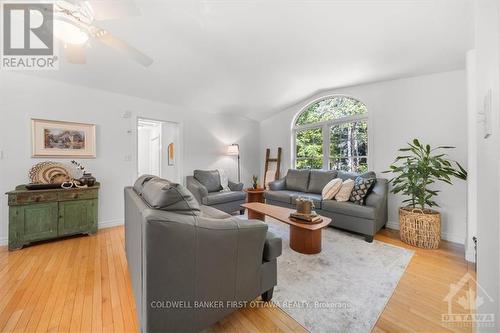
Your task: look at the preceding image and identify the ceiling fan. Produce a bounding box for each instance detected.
[52,0,153,67]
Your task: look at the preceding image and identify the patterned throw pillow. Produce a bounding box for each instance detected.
[349,177,376,205]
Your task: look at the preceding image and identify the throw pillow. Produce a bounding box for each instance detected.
[322,178,343,200]
[349,177,376,205]
[334,179,355,202]
[142,178,201,214]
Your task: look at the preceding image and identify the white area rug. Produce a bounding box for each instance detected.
[264,217,414,333]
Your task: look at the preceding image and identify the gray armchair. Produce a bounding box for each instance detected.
[187,170,246,214]
[125,176,282,332]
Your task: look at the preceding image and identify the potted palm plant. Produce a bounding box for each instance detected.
[384,139,467,249]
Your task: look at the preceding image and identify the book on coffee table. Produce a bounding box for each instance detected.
[289,212,323,223]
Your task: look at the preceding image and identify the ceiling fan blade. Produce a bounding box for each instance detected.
[66,44,86,64]
[87,0,140,21]
[95,30,153,67]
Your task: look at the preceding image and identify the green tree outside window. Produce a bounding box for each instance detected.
[294,96,368,172]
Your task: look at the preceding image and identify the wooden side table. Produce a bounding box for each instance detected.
[244,188,266,219]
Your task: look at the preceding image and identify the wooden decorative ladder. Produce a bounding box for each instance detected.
[264,147,282,188]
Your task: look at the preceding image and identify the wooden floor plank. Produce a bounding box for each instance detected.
[0,226,473,333]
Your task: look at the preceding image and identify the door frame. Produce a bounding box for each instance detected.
[135,117,183,184]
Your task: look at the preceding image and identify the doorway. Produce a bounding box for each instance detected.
[137,118,181,182]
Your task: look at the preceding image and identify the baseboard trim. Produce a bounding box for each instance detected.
[0,237,7,246]
[98,219,124,229]
[385,220,464,245]
[465,249,476,263]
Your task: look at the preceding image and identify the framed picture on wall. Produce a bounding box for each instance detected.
[31,119,96,158]
[168,142,175,166]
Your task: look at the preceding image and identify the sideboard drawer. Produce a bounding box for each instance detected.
[58,190,98,201]
[8,192,58,205]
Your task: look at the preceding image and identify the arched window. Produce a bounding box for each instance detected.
[293,95,368,172]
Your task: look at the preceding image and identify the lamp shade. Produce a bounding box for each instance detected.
[227,144,239,156]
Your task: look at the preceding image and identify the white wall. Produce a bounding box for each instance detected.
[260,70,468,244]
[474,0,500,329]
[0,73,260,245]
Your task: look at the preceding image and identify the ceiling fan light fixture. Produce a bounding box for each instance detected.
[53,20,89,45]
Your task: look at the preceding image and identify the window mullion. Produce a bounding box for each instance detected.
[323,124,330,170]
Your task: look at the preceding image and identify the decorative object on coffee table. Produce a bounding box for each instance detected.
[242,202,331,254]
[31,118,96,158]
[295,197,314,215]
[384,139,467,249]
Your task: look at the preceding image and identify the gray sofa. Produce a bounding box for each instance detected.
[265,169,388,242]
[187,170,246,214]
[125,175,282,332]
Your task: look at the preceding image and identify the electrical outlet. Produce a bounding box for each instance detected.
[124,155,132,162]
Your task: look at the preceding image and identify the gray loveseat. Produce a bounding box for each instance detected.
[187,170,246,214]
[265,169,388,242]
[125,175,282,332]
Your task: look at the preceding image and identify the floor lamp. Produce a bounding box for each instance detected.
[227,144,240,182]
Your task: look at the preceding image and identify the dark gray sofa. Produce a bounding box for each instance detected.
[265,169,388,242]
[125,175,282,332]
[187,170,246,214]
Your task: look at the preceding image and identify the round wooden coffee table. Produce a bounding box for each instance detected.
[241,202,331,254]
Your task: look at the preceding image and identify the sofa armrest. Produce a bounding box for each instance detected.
[365,178,388,230]
[228,180,244,192]
[263,231,282,261]
[269,178,286,191]
[186,176,209,204]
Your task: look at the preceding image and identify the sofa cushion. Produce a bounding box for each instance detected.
[285,169,310,192]
[200,205,232,219]
[322,178,342,199]
[321,200,376,220]
[142,178,201,213]
[349,177,376,205]
[202,191,246,206]
[264,190,299,204]
[337,170,377,181]
[133,174,157,195]
[307,170,338,193]
[292,193,323,209]
[335,179,355,202]
[194,170,221,193]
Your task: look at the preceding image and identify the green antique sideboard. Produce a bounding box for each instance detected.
[6,183,100,250]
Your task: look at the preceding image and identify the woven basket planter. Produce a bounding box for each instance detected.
[399,207,441,249]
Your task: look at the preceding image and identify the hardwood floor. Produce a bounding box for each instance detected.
[0,226,473,333]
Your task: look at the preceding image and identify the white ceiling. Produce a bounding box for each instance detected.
[33,0,474,120]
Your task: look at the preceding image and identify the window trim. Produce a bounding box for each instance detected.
[292,94,370,171]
